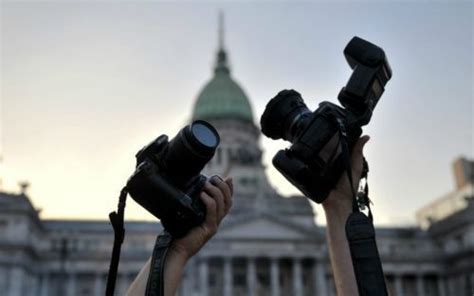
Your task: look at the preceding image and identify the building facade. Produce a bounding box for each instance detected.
[1,21,473,296]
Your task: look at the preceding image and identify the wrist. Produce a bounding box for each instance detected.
[322,192,353,214]
[168,242,192,263]
[162,242,189,296]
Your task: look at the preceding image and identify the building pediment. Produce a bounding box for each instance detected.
[216,213,319,241]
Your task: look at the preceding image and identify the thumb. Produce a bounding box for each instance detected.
[350,135,370,181]
[353,135,370,157]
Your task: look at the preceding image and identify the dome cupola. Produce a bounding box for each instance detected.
[192,14,254,123]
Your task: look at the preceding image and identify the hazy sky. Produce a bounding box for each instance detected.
[1,1,472,226]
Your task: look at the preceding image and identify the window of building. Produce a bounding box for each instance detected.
[0,219,8,231]
[216,148,222,164]
[233,273,246,286]
[455,234,464,249]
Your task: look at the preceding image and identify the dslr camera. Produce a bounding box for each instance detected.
[126,120,220,238]
[260,37,392,203]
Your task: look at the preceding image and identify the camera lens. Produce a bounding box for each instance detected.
[190,120,219,150]
[260,89,311,142]
[164,120,220,186]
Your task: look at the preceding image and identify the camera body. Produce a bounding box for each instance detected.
[126,120,220,238]
[260,37,392,203]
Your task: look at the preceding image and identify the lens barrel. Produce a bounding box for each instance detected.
[163,120,220,186]
[260,89,311,142]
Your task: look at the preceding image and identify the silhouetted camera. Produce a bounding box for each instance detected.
[260,37,392,203]
[126,120,220,237]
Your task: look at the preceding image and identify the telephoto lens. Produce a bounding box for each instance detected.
[126,120,220,238]
[163,120,220,187]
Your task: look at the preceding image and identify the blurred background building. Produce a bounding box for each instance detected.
[1,20,473,296]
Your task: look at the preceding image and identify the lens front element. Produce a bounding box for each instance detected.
[191,121,219,149]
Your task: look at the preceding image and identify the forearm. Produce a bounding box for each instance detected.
[126,177,233,296]
[323,198,359,296]
[163,249,188,295]
[126,249,188,296]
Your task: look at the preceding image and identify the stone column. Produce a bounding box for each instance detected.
[8,267,24,296]
[94,273,103,296]
[313,260,327,296]
[447,276,455,295]
[437,275,446,296]
[199,259,209,296]
[40,273,49,296]
[29,275,39,296]
[270,258,280,296]
[0,268,5,292]
[66,272,76,296]
[292,259,303,296]
[327,276,335,296]
[458,274,466,295]
[120,273,132,295]
[470,273,474,295]
[181,264,191,296]
[416,274,425,296]
[246,258,256,296]
[394,274,403,296]
[187,259,197,292]
[223,257,233,296]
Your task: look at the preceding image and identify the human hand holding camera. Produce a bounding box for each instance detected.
[127,176,233,296]
[322,135,370,214]
[161,176,233,296]
[321,135,370,296]
[169,176,233,260]
[121,120,234,296]
[260,36,390,296]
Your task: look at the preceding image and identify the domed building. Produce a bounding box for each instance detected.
[0,15,472,296]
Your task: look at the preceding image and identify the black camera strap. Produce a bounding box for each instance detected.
[106,187,128,296]
[336,119,387,296]
[105,187,173,296]
[145,231,173,296]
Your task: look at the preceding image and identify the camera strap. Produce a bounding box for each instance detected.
[106,187,128,296]
[336,120,387,296]
[145,231,173,296]
[105,187,173,296]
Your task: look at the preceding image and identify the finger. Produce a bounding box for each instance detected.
[211,176,232,213]
[200,192,217,234]
[224,178,234,213]
[225,177,234,196]
[350,135,370,187]
[204,182,225,223]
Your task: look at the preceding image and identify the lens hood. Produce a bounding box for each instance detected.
[260,89,308,141]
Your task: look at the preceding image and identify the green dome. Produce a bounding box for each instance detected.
[192,48,254,122]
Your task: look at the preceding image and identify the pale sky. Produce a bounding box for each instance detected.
[1,1,472,226]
